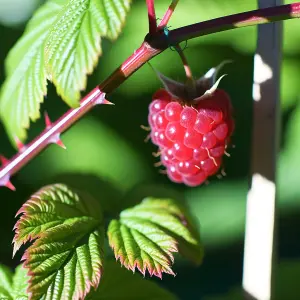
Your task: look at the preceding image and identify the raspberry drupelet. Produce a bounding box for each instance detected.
[148,88,234,187]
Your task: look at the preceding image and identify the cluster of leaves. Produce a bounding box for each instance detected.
[0,0,132,144]
[2,183,203,299]
[0,261,177,300]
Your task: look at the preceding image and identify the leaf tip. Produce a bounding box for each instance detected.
[15,206,26,217]
[204,74,227,96]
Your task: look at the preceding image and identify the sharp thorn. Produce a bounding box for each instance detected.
[49,134,66,149]
[44,112,52,128]
[93,93,110,105]
[14,136,24,152]
[5,180,16,191]
[0,155,8,166]
[103,99,114,105]
[55,139,66,150]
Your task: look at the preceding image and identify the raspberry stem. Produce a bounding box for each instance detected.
[161,2,300,46]
[146,0,157,34]
[1,2,300,189]
[174,45,197,99]
[158,0,180,29]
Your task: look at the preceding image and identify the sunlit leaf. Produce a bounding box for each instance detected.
[108,197,203,278]
[45,0,132,106]
[0,0,131,144]
[0,0,65,144]
[13,184,104,300]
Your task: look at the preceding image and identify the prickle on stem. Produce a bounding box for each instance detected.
[44,112,66,149]
[0,156,15,191]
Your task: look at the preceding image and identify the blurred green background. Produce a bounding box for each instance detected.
[0,0,300,299]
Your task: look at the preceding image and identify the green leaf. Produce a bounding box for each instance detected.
[45,0,131,106]
[0,264,29,300]
[0,0,66,143]
[12,265,29,300]
[87,260,178,299]
[0,0,131,143]
[0,265,13,299]
[108,197,203,278]
[13,184,104,300]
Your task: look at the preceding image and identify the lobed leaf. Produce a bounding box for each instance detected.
[13,184,104,300]
[0,0,66,144]
[0,0,131,143]
[108,197,203,278]
[45,0,131,106]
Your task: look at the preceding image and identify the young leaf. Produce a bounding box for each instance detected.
[13,184,104,300]
[45,0,132,106]
[87,260,178,299]
[108,197,203,278]
[0,0,66,143]
[0,264,29,300]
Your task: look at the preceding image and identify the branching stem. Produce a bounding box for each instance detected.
[174,45,196,96]
[165,2,300,45]
[158,0,180,29]
[146,0,157,34]
[1,2,300,189]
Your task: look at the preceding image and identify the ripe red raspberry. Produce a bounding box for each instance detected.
[148,88,234,187]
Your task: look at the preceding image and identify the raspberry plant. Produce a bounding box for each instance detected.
[0,0,300,299]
